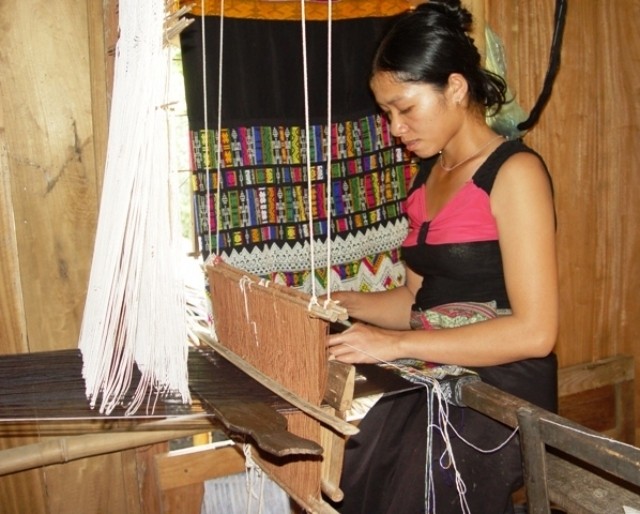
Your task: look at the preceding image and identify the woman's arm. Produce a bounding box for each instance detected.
[327,151,558,367]
[329,268,422,330]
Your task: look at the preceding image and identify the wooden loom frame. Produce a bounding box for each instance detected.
[204,256,354,513]
[0,352,636,513]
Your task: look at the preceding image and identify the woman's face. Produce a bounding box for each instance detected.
[370,71,455,158]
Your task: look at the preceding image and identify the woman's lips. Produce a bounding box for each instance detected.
[403,139,419,152]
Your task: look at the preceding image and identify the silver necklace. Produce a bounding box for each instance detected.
[439,134,503,172]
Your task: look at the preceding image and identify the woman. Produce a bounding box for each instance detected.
[326,1,558,513]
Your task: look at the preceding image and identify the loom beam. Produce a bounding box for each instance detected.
[197,331,357,437]
[190,345,325,456]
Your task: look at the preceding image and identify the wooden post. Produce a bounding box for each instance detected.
[517,407,552,514]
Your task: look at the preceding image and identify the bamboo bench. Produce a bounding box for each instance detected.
[462,354,637,513]
[518,403,640,514]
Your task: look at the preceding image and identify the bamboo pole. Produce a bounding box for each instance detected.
[0,417,216,477]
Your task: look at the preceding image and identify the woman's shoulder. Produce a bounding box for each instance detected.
[474,139,550,194]
[495,141,551,184]
[491,142,555,217]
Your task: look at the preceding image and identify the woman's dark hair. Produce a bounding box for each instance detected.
[373,0,507,115]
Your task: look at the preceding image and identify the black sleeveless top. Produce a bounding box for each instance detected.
[403,140,548,311]
[403,140,558,410]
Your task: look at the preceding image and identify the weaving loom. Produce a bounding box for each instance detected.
[0,2,410,511]
[0,1,495,512]
[203,257,354,511]
[5,1,640,513]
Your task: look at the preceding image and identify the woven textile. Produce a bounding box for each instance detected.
[183,0,411,20]
[180,7,415,292]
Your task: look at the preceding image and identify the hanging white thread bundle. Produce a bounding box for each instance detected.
[78,0,191,415]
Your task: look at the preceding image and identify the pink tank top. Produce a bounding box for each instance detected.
[403,179,498,247]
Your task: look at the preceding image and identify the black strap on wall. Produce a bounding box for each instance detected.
[517,0,568,132]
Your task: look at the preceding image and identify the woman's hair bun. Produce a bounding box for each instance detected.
[416,0,473,34]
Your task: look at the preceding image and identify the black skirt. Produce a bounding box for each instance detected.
[330,354,558,514]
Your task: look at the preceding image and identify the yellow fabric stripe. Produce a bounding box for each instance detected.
[184,0,411,21]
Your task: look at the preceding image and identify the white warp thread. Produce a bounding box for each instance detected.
[78,0,191,415]
[340,343,523,513]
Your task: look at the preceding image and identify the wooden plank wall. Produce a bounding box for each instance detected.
[0,0,638,512]
[485,0,640,427]
[0,2,98,356]
[0,1,141,514]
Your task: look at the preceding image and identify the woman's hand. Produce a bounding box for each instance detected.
[322,285,416,330]
[326,322,403,364]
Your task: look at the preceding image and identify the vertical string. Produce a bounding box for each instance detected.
[324,0,333,297]
[201,0,224,259]
[215,0,225,256]
[200,0,212,255]
[299,0,317,300]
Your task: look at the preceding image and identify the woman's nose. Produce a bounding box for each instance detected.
[389,116,406,137]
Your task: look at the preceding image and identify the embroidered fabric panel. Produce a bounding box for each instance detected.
[190,114,414,292]
[181,11,415,292]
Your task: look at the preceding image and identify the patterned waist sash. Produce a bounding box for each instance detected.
[409,301,512,331]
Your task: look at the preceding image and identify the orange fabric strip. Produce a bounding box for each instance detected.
[184,0,412,20]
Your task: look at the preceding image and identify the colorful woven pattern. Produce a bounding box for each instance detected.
[190,114,414,291]
[180,10,416,292]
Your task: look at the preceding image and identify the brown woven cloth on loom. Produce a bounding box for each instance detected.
[0,348,290,424]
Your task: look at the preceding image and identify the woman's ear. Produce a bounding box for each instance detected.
[446,73,470,105]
